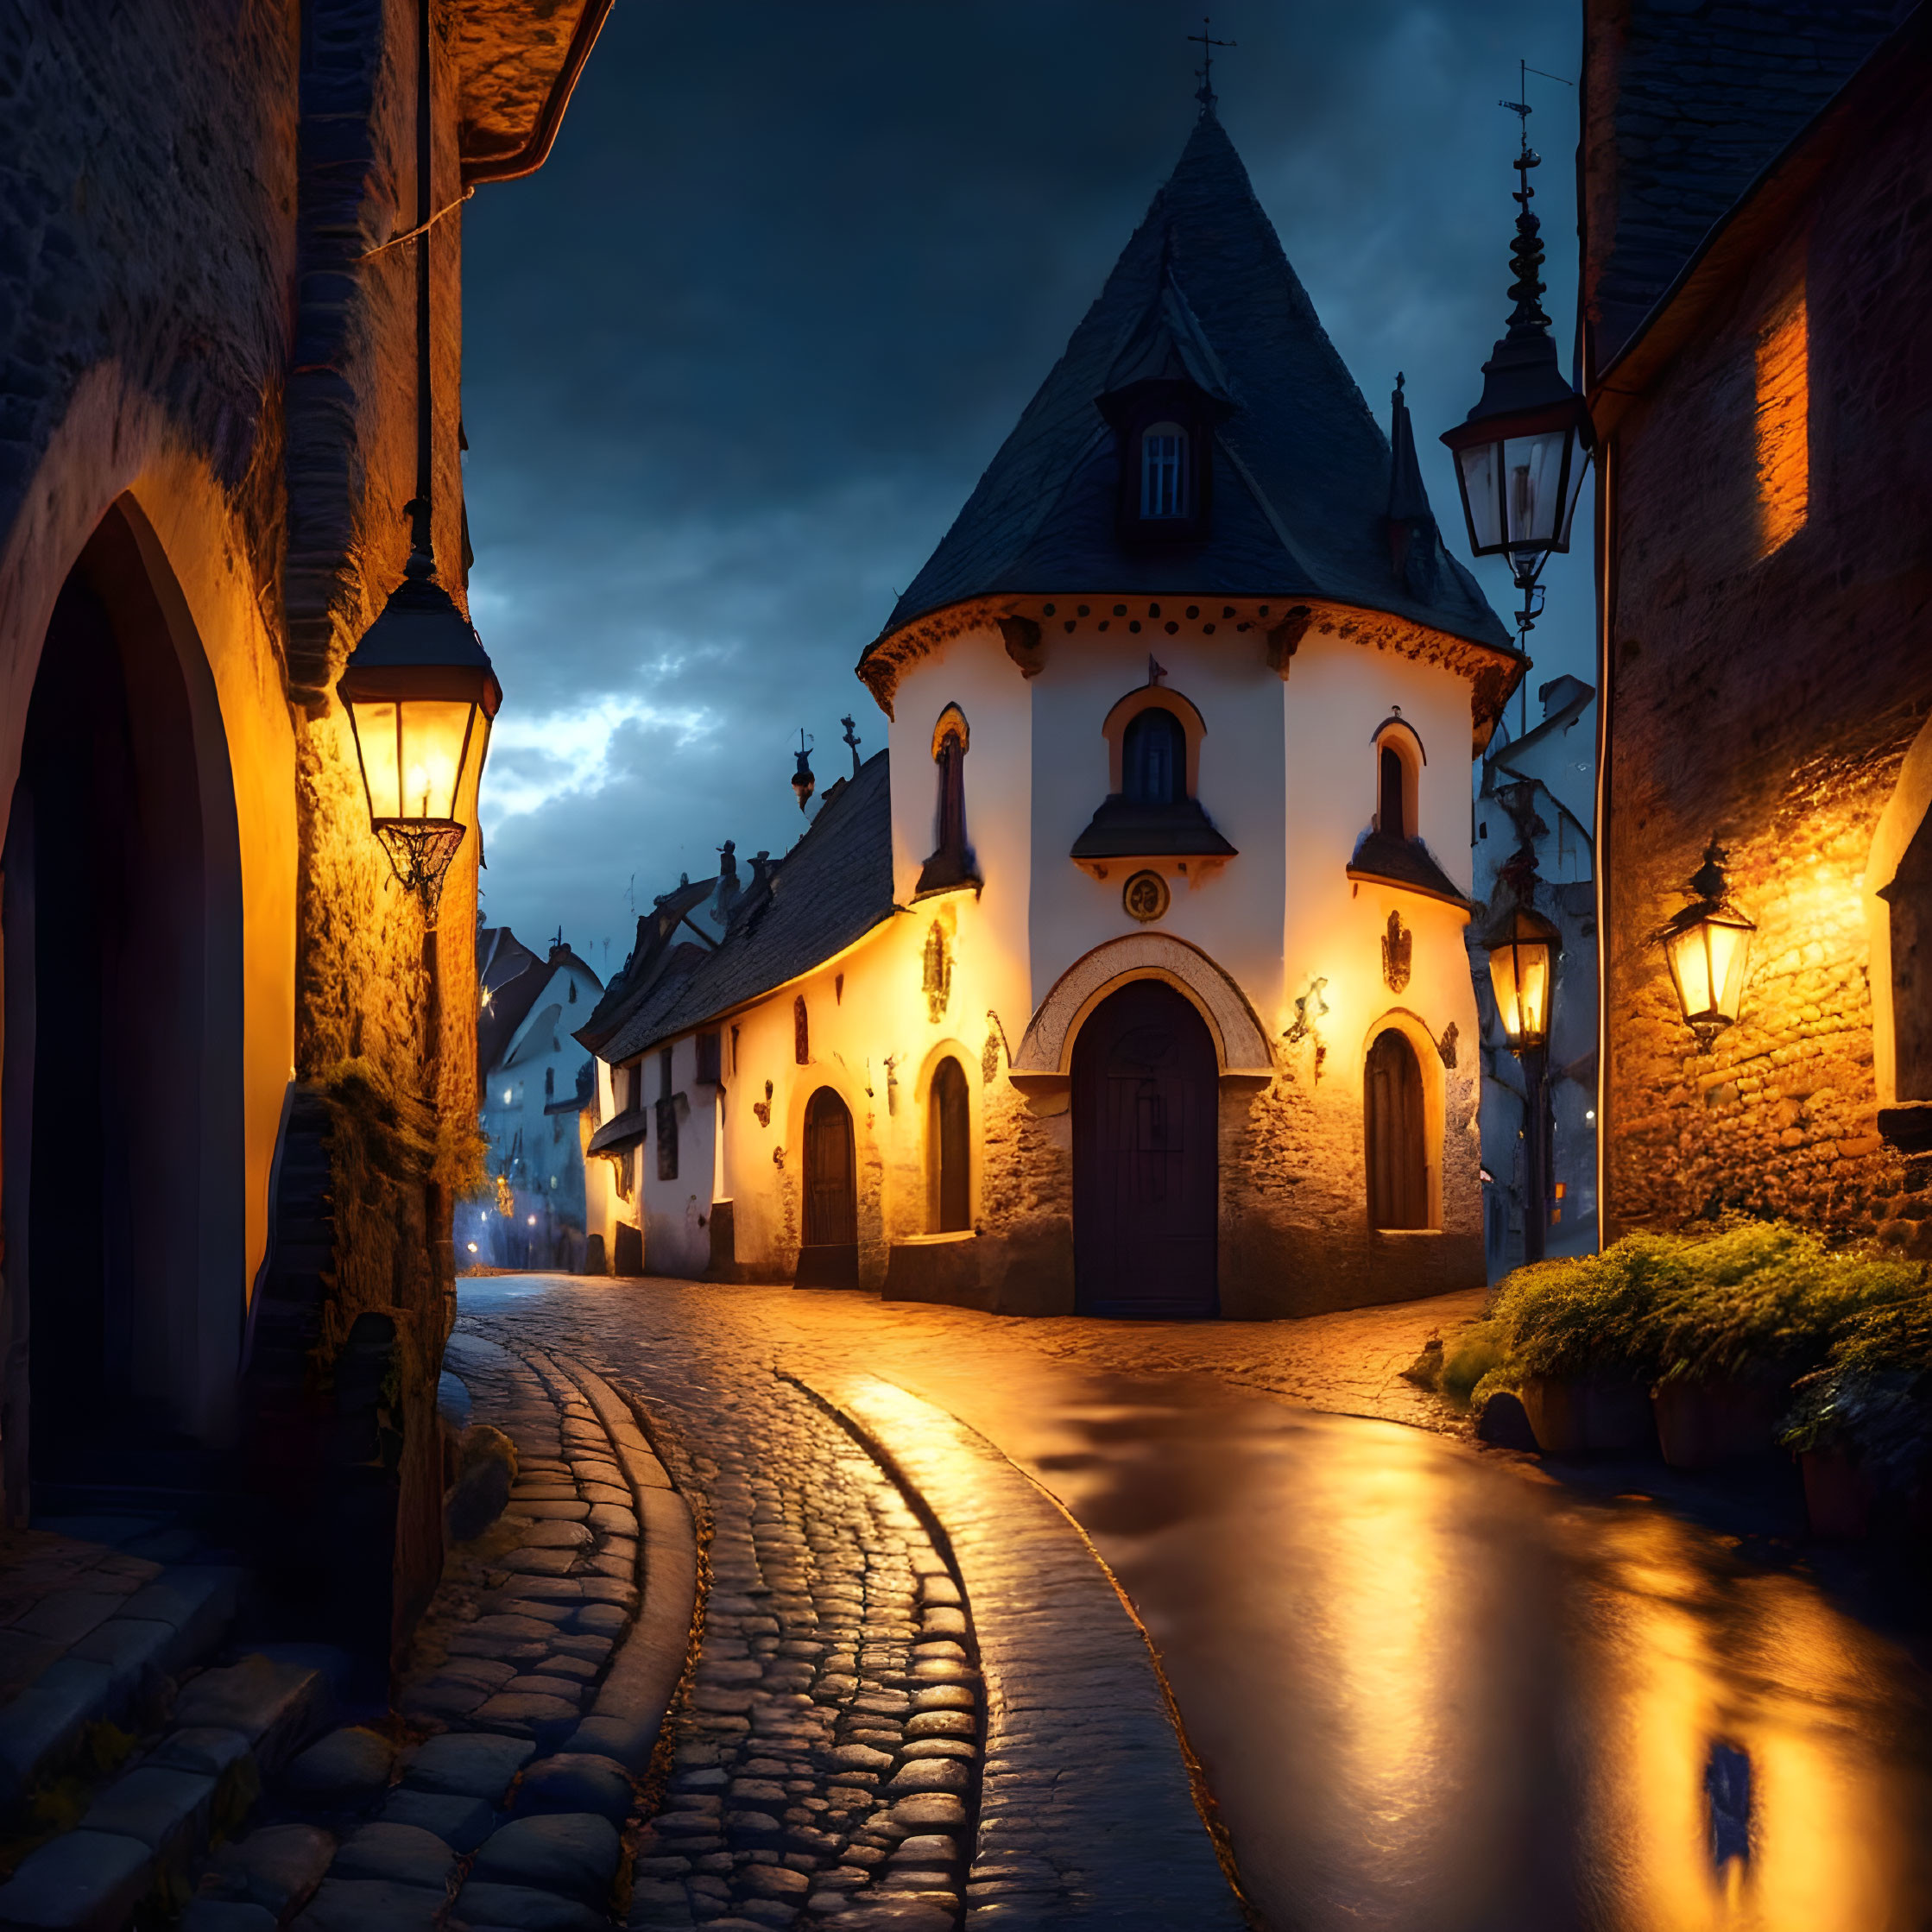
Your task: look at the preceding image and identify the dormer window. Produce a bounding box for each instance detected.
[1140,424,1190,520]
[1102,381,1215,543]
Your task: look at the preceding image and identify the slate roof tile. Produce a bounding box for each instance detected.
[590,752,896,1066]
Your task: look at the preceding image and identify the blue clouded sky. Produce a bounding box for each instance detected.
[460,0,1589,979]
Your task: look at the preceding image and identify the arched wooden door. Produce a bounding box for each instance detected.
[797,1087,859,1288]
[1366,1027,1429,1229]
[1072,979,1218,1316]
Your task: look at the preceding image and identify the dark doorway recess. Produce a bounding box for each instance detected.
[1072,978,1218,1317]
[797,1087,859,1288]
[929,1057,970,1233]
[1,503,245,1508]
[1366,1027,1430,1230]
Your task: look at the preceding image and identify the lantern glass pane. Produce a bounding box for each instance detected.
[1664,920,1716,1020]
[1556,435,1588,550]
[1488,938,1551,1045]
[1710,916,1752,1024]
[397,698,475,822]
[1502,430,1569,550]
[1458,444,1503,550]
[350,699,401,820]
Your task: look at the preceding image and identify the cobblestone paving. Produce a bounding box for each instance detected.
[452,1276,1476,1929]
[460,1304,987,1932]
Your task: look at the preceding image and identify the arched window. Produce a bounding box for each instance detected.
[917,704,978,896]
[794,994,809,1064]
[1372,721,1423,843]
[1123,706,1186,807]
[1140,421,1189,519]
[928,1058,971,1233]
[1365,1028,1429,1229]
[1379,744,1408,839]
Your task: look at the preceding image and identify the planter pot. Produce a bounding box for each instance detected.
[1801,1448,1874,1540]
[1651,1379,1784,1470]
[1519,1378,1657,1456]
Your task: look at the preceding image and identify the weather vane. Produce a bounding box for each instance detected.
[1188,16,1234,111]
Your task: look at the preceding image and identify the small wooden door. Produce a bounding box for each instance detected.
[1072,979,1218,1316]
[1366,1027,1429,1229]
[797,1087,859,1287]
[930,1057,971,1233]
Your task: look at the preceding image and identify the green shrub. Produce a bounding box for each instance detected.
[1439,1320,1506,1406]
[1780,1295,1932,1487]
[1467,1220,1929,1403]
[1653,1222,1923,1386]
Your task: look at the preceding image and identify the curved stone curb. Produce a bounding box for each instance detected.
[792,1369,1249,1932]
[552,1355,699,1772]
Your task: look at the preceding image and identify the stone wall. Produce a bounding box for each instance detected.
[0,2,503,1647]
[1601,66,1932,1243]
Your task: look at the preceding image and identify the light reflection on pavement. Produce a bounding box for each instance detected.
[459,1276,1932,1932]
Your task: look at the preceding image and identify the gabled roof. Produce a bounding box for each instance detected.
[870,109,1509,655]
[586,752,897,1068]
[478,959,551,1083]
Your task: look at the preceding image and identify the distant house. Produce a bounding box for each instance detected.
[472,931,603,1272]
[1469,676,1599,1277]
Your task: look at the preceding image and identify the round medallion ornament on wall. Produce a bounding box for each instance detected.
[1123,870,1171,923]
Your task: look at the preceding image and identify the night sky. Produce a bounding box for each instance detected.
[461,0,1589,980]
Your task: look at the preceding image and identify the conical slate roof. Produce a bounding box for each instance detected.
[874,111,1511,653]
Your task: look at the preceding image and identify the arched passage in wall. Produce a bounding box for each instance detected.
[1013,931,1273,1079]
[0,501,245,1498]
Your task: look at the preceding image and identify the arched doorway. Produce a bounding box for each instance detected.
[1366,1027,1429,1229]
[1072,979,1218,1316]
[928,1057,970,1233]
[797,1087,858,1288]
[1,505,244,1505]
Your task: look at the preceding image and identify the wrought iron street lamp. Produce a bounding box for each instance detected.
[338,556,501,914]
[1482,893,1562,1264]
[1443,77,1593,659]
[1485,902,1560,1054]
[1660,843,1756,1048]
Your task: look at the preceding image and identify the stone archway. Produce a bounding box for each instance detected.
[1013,932,1273,1083]
[1,502,245,1506]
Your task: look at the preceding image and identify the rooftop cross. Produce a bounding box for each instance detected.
[1188,16,1235,113]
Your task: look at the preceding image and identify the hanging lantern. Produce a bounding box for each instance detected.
[1660,843,1755,1047]
[338,553,502,910]
[1484,902,1561,1055]
[1442,95,1593,609]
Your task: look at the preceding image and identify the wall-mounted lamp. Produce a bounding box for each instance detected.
[1660,843,1755,1048]
[338,557,501,915]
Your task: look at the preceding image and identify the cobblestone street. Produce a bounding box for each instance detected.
[456,1273,1932,1932]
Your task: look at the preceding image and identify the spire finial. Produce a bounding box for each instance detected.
[1188,15,1235,113]
[1496,59,1574,340]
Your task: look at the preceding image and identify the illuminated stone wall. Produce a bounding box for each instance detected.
[1601,82,1932,1244]
[0,2,528,1632]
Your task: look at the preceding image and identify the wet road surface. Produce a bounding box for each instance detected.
[460,1274,1932,1932]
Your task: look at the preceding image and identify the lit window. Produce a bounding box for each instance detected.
[1140,421,1188,519]
[1755,286,1808,556]
[502,1088,512,1105]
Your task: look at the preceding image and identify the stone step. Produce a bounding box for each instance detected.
[0,1647,331,1932]
[0,1566,243,1805]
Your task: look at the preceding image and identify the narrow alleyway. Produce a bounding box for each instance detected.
[459,1273,1932,1932]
